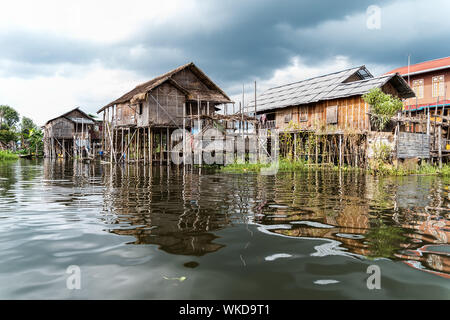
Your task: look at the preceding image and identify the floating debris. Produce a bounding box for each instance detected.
[265,253,292,261]
[314,280,340,285]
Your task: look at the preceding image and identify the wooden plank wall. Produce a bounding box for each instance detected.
[275,96,370,132]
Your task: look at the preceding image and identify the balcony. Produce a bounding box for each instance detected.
[260,120,276,129]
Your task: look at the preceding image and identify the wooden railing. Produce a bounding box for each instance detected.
[260,120,276,129]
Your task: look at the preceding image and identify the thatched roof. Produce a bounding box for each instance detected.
[97,62,232,113]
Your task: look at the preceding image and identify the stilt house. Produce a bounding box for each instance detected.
[43,107,102,159]
[248,66,416,166]
[97,62,232,164]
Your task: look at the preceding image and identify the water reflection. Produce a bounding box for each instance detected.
[36,160,450,278]
[251,172,450,278]
[100,165,235,256]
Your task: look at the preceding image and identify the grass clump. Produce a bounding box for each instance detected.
[0,150,18,161]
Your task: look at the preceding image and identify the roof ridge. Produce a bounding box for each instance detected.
[129,62,194,91]
[266,65,365,91]
[410,56,450,67]
[337,73,392,86]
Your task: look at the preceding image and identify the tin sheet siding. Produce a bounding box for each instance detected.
[397,132,430,159]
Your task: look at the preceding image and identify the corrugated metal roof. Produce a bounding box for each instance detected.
[248,67,414,113]
[385,56,450,76]
[69,117,95,125]
[248,66,367,113]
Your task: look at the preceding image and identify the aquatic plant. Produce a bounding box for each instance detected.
[0,150,18,161]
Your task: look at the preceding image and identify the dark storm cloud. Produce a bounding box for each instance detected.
[120,0,394,82]
[2,0,449,87]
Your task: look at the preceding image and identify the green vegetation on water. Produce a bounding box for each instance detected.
[220,157,450,177]
[0,150,19,161]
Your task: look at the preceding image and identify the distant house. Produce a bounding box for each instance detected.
[96,62,232,164]
[43,107,102,159]
[248,66,414,132]
[385,56,450,114]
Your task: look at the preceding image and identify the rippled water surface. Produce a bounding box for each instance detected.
[0,159,449,299]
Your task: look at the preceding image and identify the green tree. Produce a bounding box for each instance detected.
[363,88,403,131]
[0,105,20,149]
[20,117,37,149]
[0,105,20,128]
[28,128,44,156]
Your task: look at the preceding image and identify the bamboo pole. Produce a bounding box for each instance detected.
[167,127,170,166]
[439,124,442,168]
[160,128,163,165]
[121,128,124,160]
[144,127,146,164]
[198,97,202,167]
[127,128,130,162]
[136,128,141,162]
[183,103,186,166]
[148,127,153,166]
[148,127,152,165]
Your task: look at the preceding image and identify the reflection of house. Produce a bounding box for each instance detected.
[102,165,228,256]
[43,108,102,159]
[262,202,372,256]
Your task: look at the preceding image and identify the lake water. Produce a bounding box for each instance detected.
[0,159,449,299]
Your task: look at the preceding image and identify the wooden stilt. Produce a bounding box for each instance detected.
[439,124,442,168]
[137,128,140,162]
[183,103,186,166]
[144,127,147,164]
[167,127,170,166]
[198,97,202,167]
[160,128,163,165]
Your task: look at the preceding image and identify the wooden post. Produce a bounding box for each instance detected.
[135,128,138,161]
[167,127,170,166]
[198,97,202,167]
[315,135,318,164]
[439,124,442,168]
[127,128,130,163]
[160,128,163,165]
[183,103,186,166]
[339,134,342,167]
[137,128,140,162]
[148,127,152,165]
[190,103,193,128]
[293,133,297,161]
[102,111,106,155]
[144,127,147,164]
[121,128,124,161]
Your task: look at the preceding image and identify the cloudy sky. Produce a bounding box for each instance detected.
[0,0,449,125]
